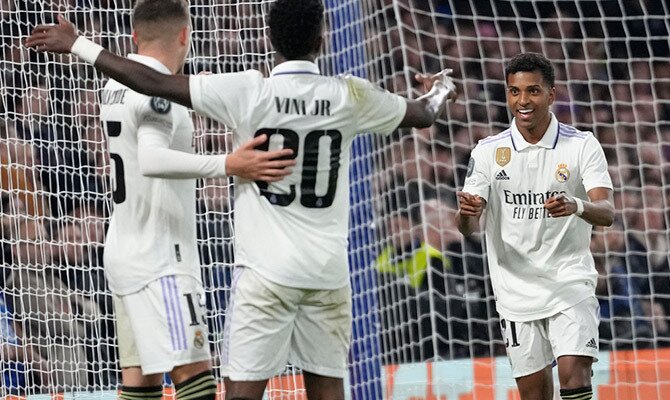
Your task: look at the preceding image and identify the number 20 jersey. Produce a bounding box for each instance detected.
[101,55,200,295]
[190,60,407,290]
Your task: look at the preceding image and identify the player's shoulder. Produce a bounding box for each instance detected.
[558,123,593,141]
[337,74,398,104]
[475,128,513,151]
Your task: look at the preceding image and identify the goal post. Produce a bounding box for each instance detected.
[1,0,669,399]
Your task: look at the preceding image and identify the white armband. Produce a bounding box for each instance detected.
[70,36,104,64]
[574,197,584,216]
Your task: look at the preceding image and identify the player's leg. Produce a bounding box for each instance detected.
[221,267,301,400]
[114,295,164,400]
[119,276,216,400]
[303,372,344,400]
[223,377,268,400]
[170,361,217,400]
[514,366,554,400]
[500,318,555,400]
[290,284,351,400]
[549,297,600,400]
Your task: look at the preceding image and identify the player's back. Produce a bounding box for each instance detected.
[101,55,200,295]
[190,60,407,290]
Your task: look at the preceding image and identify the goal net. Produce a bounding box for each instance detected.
[1,0,668,399]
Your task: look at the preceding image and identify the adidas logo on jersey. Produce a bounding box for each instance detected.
[585,338,598,349]
[495,170,510,180]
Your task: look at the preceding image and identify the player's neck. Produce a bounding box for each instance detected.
[137,48,181,74]
[275,53,317,66]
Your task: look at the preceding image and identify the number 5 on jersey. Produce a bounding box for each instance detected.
[104,120,126,204]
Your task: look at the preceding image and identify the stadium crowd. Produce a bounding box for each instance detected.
[0,0,669,394]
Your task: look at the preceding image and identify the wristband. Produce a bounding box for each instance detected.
[70,36,104,64]
[220,154,228,177]
[574,197,584,216]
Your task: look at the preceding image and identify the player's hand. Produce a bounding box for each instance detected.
[544,193,578,217]
[456,191,483,217]
[25,15,78,54]
[416,69,457,102]
[226,134,296,182]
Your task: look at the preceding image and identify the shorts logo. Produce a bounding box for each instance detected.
[496,147,511,167]
[150,97,171,114]
[586,338,597,349]
[555,163,570,183]
[194,330,205,349]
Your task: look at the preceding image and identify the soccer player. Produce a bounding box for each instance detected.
[27,0,456,398]
[456,53,614,400]
[31,1,294,400]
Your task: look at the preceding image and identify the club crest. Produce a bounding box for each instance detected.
[194,330,205,349]
[555,163,570,182]
[496,147,511,167]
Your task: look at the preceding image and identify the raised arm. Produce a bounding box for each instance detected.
[26,16,192,107]
[399,69,457,128]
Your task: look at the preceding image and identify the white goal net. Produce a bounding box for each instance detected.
[0,0,668,399]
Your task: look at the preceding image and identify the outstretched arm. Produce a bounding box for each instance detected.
[139,134,295,181]
[399,69,457,128]
[26,16,192,107]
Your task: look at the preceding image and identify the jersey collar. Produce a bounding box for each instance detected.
[271,60,321,76]
[128,54,172,74]
[510,112,560,151]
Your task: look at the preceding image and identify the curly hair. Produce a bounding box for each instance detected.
[268,0,324,60]
[504,52,555,88]
[133,0,189,26]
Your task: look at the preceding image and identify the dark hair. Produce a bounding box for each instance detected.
[268,0,324,60]
[133,0,189,26]
[504,52,555,87]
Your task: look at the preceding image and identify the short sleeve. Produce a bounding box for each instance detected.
[346,76,407,135]
[135,95,175,144]
[189,70,263,130]
[581,134,613,192]
[461,144,491,201]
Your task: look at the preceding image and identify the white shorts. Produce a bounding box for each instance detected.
[221,267,352,381]
[114,275,211,374]
[500,297,600,378]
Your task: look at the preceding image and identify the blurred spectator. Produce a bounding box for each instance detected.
[5,215,94,391]
[592,223,653,349]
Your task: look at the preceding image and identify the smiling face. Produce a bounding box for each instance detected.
[506,70,555,141]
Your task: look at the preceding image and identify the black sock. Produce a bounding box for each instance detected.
[175,371,217,400]
[560,385,592,400]
[119,385,163,400]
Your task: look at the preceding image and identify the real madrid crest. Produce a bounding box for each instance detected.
[555,163,570,183]
[194,330,205,349]
[495,147,511,167]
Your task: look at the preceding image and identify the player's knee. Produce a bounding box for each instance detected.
[559,385,592,400]
[174,370,217,400]
[119,385,163,400]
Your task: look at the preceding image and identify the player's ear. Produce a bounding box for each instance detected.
[132,30,138,46]
[178,25,189,46]
[548,85,556,105]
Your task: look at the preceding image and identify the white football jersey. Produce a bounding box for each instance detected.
[190,61,407,289]
[102,55,200,295]
[462,113,612,321]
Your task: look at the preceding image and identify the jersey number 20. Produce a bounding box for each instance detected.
[254,128,342,208]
